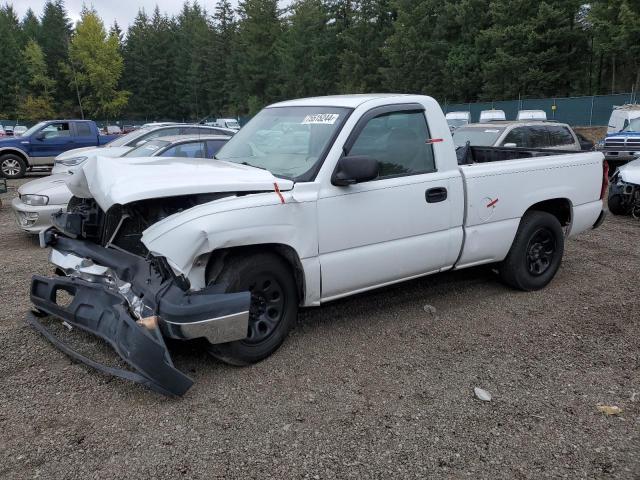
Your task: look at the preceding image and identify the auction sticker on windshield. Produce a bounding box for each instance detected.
[302,113,340,125]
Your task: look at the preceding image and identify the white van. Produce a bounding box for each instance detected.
[209,118,241,131]
[517,110,547,121]
[479,110,506,122]
[445,111,470,130]
[607,105,640,133]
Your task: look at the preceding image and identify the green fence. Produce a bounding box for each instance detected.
[443,93,638,126]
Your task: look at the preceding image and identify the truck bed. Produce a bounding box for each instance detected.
[457,145,583,165]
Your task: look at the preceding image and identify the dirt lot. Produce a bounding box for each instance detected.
[0,175,638,479]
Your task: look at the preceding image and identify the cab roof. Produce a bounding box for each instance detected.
[269,94,413,109]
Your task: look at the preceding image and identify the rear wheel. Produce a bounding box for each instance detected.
[499,211,564,291]
[0,154,26,179]
[206,253,298,366]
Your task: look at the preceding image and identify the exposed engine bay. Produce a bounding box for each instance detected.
[55,193,235,256]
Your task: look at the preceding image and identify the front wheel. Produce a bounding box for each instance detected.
[499,211,565,291]
[206,252,298,366]
[0,154,27,179]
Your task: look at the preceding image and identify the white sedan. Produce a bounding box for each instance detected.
[12,134,230,233]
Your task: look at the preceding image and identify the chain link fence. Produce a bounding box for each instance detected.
[443,93,639,126]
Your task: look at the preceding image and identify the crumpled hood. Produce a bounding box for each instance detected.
[618,158,640,185]
[66,156,294,211]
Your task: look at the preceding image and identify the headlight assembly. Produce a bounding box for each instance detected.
[21,194,49,206]
[56,156,88,167]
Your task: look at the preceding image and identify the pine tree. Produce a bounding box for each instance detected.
[277,0,339,98]
[21,8,40,41]
[18,40,56,121]
[0,6,25,118]
[234,0,283,114]
[40,1,73,111]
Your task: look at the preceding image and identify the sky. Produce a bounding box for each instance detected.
[13,0,228,30]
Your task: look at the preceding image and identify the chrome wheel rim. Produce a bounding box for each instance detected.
[1,159,20,177]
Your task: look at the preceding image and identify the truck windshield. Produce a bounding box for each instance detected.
[623,118,640,132]
[21,122,48,137]
[453,126,505,147]
[215,106,351,180]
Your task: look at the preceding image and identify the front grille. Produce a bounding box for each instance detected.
[604,137,640,149]
[605,138,626,148]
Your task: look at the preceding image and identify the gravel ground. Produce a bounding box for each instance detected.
[0,175,639,479]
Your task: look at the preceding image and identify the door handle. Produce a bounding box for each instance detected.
[425,187,447,203]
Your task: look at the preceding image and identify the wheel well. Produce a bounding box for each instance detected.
[525,198,572,226]
[205,244,306,302]
[0,149,29,164]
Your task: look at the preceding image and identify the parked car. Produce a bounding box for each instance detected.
[13,125,27,136]
[0,120,120,179]
[208,118,241,131]
[608,158,640,218]
[517,110,547,121]
[27,94,607,396]
[13,134,231,233]
[445,111,470,131]
[479,109,506,122]
[0,124,5,136]
[52,124,236,174]
[600,116,640,171]
[452,121,582,151]
[4,125,14,136]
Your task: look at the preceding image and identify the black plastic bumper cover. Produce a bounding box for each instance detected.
[27,231,251,396]
[30,274,194,396]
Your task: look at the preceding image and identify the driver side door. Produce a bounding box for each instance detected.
[29,122,73,165]
[316,105,460,301]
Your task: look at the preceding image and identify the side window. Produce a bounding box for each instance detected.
[160,141,206,158]
[348,110,436,178]
[142,127,181,142]
[206,140,227,156]
[41,122,71,139]
[528,126,550,148]
[502,127,528,147]
[547,126,575,146]
[75,122,92,137]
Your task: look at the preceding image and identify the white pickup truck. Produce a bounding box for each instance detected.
[28,94,608,396]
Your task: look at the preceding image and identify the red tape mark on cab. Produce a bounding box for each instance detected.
[274,182,285,204]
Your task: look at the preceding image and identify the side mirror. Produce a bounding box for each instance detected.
[34,132,46,141]
[503,142,517,148]
[331,155,379,186]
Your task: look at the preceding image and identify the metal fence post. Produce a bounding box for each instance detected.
[589,96,594,126]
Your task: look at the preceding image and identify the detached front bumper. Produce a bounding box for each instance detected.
[28,230,251,396]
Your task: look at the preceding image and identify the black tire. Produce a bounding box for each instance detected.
[499,211,565,291]
[607,194,626,216]
[206,253,298,366]
[0,153,27,179]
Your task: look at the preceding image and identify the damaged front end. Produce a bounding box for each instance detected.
[28,223,251,396]
[609,164,640,219]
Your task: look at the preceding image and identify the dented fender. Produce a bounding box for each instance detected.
[141,184,321,302]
